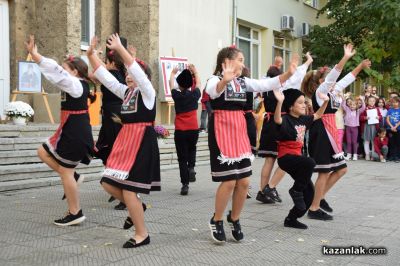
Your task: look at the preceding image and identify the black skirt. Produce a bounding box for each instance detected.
[43,113,93,168]
[208,115,252,182]
[308,119,347,173]
[245,112,257,155]
[95,105,122,165]
[101,126,161,194]
[258,116,278,158]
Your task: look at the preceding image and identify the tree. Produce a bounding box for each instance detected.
[309,0,400,91]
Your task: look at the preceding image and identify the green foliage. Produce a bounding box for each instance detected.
[309,0,400,91]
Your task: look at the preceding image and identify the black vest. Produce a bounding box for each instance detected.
[210,77,247,111]
[120,88,156,123]
[61,80,90,111]
[263,91,278,113]
[172,88,200,114]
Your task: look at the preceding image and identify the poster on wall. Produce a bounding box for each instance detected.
[18,61,42,92]
[159,56,188,102]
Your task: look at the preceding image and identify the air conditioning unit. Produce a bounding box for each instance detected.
[281,15,295,31]
[301,22,311,37]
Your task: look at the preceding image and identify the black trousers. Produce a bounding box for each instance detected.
[278,154,315,219]
[388,131,400,159]
[174,130,199,184]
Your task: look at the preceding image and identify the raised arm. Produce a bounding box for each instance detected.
[273,89,284,125]
[87,36,106,72]
[108,33,156,108]
[313,92,329,121]
[188,64,201,89]
[93,66,127,100]
[283,52,313,90]
[169,66,179,90]
[333,59,371,93]
[25,35,83,98]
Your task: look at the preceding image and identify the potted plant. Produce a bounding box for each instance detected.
[4,101,34,125]
[154,125,170,145]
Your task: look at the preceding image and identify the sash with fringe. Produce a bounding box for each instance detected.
[103,122,152,180]
[214,110,254,164]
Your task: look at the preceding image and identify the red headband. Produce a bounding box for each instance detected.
[107,50,114,57]
[229,44,237,49]
[67,55,75,62]
[136,58,147,69]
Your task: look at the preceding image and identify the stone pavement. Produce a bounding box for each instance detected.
[0,159,399,266]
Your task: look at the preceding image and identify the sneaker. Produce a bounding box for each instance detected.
[352,154,358,161]
[227,211,244,241]
[208,216,226,243]
[381,159,386,163]
[288,188,306,211]
[62,173,84,200]
[284,217,308,229]
[307,209,333,221]
[365,154,370,161]
[263,185,282,203]
[180,184,189,196]
[255,191,275,204]
[320,199,333,213]
[114,202,127,210]
[123,202,147,229]
[54,210,86,226]
[344,154,351,161]
[188,168,196,182]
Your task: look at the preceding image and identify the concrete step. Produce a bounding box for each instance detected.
[0,160,210,192]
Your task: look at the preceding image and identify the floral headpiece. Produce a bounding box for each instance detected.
[229,44,237,49]
[67,55,75,62]
[107,50,114,57]
[319,66,329,74]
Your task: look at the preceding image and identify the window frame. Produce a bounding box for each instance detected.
[80,0,95,50]
[272,34,291,71]
[236,24,261,79]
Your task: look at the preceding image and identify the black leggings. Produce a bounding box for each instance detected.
[174,130,199,184]
[278,154,315,219]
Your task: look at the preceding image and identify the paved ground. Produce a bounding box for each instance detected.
[0,158,399,266]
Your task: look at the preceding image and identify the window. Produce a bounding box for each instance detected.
[81,0,95,49]
[272,32,291,71]
[236,24,260,78]
[304,0,318,9]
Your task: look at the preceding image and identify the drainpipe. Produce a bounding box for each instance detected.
[232,0,237,45]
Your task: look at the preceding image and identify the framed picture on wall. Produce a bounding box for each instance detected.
[160,56,188,101]
[18,61,42,93]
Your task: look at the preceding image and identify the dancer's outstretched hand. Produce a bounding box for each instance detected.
[25,35,37,55]
[222,59,236,83]
[361,59,371,69]
[273,88,285,102]
[87,36,98,57]
[317,91,329,102]
[289,53,300,75]
[343,43,356,58]
[106,33,123,51]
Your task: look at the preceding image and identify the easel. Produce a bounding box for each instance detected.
[11,54,55,124]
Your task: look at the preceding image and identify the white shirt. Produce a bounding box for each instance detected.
[205,75,281,100]
[38,57,83,98]
[315,66,356,107]
[94,62,155,110]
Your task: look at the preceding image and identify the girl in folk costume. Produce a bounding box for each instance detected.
[273,88,329,229]
[88,34,159,248]
[257,53,314,204]
[205,46,298,243]
[26,35,93,226]
[360,96,382,160]
[93,37,128,210]
[302,44,371,220]
[170,64,201,195]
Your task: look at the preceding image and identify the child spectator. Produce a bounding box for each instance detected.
[342,97,365,160]
[360,96,382,160]
[372,128,389,162]
[386,96,400,162]
[377,97,387,128]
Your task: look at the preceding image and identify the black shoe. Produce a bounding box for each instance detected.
[227,211,244,241]
[54,210,86,226]
[320,199,333,213]
[246,190,252,199]
[288,188,306,211]
[108,196,116,202]
[180,184,189,196]
[307,209,333,221]
[284,217,308,229]
[123,203,147,229]
[255,191,275,204]
[123,235,150,248]
[189,168,196,182]
[209,216,226,243]
[62,172,84,200]
[114,202,127,210]
[263,185,282,203]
